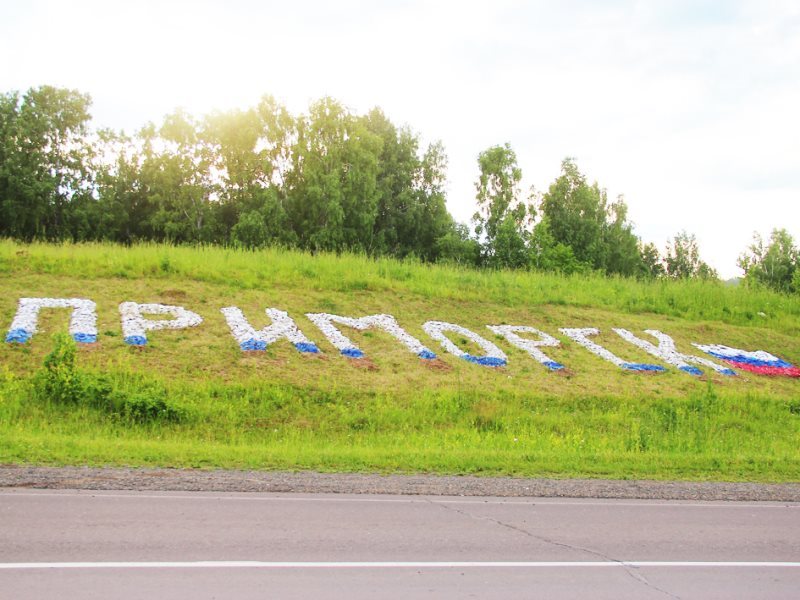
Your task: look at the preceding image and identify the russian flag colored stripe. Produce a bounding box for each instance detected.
[694,344,800,378]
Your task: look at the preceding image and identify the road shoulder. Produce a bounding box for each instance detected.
[2,465,799,501]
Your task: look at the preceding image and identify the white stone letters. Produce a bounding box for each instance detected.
[119,302,203,346]
[221,307,319,353]
[6,294,795,379]
[5,297,98,344]
[559,328,666,372]
[488,325,564,370]
[422,321,507,367]
[306,313,436,359]
[614,329,735,376]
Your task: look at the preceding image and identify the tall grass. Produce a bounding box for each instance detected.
[2,239,798,333]
[2,364,798,480]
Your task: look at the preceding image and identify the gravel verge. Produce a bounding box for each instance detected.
[1,465,799,501]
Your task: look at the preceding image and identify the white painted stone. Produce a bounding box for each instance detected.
[5,297,97,344]
[559,327,666,373]
[692,344,780,363]
[306,313,436,359]
[221,307,318,352]
[119,302,203,346]
[487,325,564,370]
[614,329,735,376]
[422,321,507,367]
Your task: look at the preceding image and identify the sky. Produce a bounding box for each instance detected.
[1,0,798,277]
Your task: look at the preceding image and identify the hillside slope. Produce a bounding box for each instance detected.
[1,241,799,481]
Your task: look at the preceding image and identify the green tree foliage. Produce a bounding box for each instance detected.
[0,85,729,280]
[604,197,644,276]
[529,218,582,274]
[639,242,665,278]
[366,111,453,261]
[93,129,157,243]
[143,110,220,243]
[472,144,532,268]
[285,98,382,252]
[536,158,643,276]
[230,210,269,249]
[0,86,93,240]
[538,158,606,269]
[435,222,481,265]
[415,142,457,262]
[13,87,451,256]
[738,229,798,293]
[665,231,718,280]
[203,96,297,247]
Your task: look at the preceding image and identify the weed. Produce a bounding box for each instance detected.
[159,255,173,273]
[113,390,185,424]
[34,334,83,405]
[472,400,504,432]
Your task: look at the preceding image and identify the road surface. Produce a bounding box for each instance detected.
[1,489,798,599]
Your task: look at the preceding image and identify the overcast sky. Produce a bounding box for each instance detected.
[1,0,798,277]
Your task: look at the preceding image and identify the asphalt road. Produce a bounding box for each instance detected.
[1,489,798,599]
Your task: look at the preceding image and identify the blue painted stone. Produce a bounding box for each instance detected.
[418,350,437,360]
[463,354,507,367]
[72,332,97,344]
[240,338,267,351]
[679,365,703,376]
[622,363,666,372]
[543,361,565,371]
[707,351,791,369]
[124,335,148,346]
[294,342,319,354]
[341,347,364,359]
[720,368,737,376]
[5,328,31,343]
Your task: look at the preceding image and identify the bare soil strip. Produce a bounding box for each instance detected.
[1,465,798,501]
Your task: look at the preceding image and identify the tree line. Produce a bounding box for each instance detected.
[1,85,798,293]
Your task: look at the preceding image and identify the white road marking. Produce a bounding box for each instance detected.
[0,490,796,509]
[1,561,800,570]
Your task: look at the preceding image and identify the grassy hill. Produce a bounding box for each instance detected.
[1,240,799,482]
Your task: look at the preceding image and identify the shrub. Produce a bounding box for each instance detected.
[33,335,185,424]
[34,334,84,405]
[114,390,185,424]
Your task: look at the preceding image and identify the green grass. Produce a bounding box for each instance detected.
[1,240,799,482]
